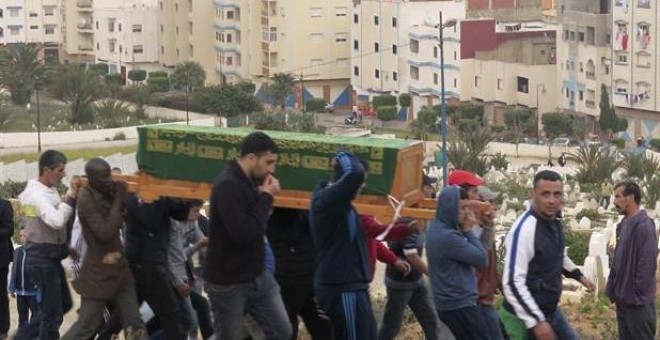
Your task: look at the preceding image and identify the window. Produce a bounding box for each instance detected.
[433,73,438,85]
[96,21,99,29]
[190,44,194,57]
[353,39,359,50]
[161,46,164,54]
[579,91,584,101]
[226,10,234,19]
[227,56,233,65]
[176,48,179,57]
[353,14,358,24]
[454,78,457,87]
[215,32,221,42]
[175,3,178,11]
[374,15,379,26]
[392,44,397,54]
[454,51,457,60]
[335,33,347,42]
[309,7,322,17]
[569,31,575,40]
[227,33,232,43]
[578,32,585,42]
[108,19,115,32]
[393,72,398,81]
[118,24,122,32]
[638,0,650,8]
[374,43,379,52]
[433,46,438,58]
[617,52,628,63]
[0,9,3,18]
[160,24,163,32]
[96,42,99,50]
[410,66,419,80]
[44,7,54,16]
[354,66,359,76]
[119,45,123,53]
[45,26,54,35]
[310,33,322,43]
[176,26,179,35]
[189,22,193,33]
[160,1,163,10]
[392,17,397,27]
[474,76,480,87]
[10,27,19,35]
[517,76,529,93]
[132,24,142,33]
[30,25,38,30]
[335,7,347,16]
[29,12,38,17]
[410,39,419,53]
[9,8,19,17]
[109,40,116,52]
[615,79,628,94]
[497,78,503,90]
[606,33,611,45]
[375,69,380,79]
[563,30,569,40]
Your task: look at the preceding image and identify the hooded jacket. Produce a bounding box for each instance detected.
[426,186,488,311]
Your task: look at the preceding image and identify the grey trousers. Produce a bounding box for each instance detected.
[61,279,146,340]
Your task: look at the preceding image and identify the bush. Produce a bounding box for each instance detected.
[377,105,397,122]
[305,98,326,113]
[611,138,625,149]
[491,124,506,134]
[372,95,397,109]
[128,69,147,83]
[489,152,508,171]
[565,230,590,265]
[105,73,124,86]
[650,138,660,151]
[113,132,126,140]
[90,63,109,76]
[149,71,169,78]
[576,208,600,221]
[154,92,206,113]
[399,93,411,107]
[147,76,170,93]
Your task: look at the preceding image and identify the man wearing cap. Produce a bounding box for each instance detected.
[448,170,504,339]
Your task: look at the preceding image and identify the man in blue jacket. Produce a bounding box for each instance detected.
[607,181,657,340]
[310,151,375,340]
[426,185,489,339]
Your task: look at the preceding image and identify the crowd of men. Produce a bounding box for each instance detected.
[0,130,656,340]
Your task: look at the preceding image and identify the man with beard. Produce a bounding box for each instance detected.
[607,182,657,340]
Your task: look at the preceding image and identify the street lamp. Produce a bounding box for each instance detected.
[536,84,546,139]
[438,11,457,187]
[27,87,42,153]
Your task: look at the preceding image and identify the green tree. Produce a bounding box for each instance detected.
[147,76,169,93]
[305,98,326,112]
[128,69,147,83]
[377,106,397,122]
[90,63,109,76]
[598,83,628,137]
[95,99,130,128]
[0,44,45,105]
[409,106,437,141]
[170,61,206,92]
[269,73,295,109]
[372,95,397,109]
[194,84,262,118]
[123,84,151,119]
[252,112,288,131]
[446,127,494,176]
[289,111,325,134]
[568,144,621,184]
[504,109,535,156]
[47,64,107,124]
[399,93,411,107]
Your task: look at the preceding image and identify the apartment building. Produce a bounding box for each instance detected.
[62,0,94,63]
[0,0,61,63]
[158,0,216,85]
[214,0,352,108]
[93,0,159,79]
[555,0,611,134]
[611,0,660,141]
[351,0,466,117]
[460,19,558,127]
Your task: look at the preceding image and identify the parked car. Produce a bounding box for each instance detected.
[551,137,571,147]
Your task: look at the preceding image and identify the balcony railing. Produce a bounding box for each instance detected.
[585,99,596,108]
[77,23,93,30]
[78,44,93,51]
[77,1,92,7]
[585,71,595,79]
[262,30,277,42]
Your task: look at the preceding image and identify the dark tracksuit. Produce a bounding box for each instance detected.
[310,152,376,340]
[9,246,39,331]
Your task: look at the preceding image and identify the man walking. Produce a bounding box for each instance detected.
[607,181,657,340]
[310,151,376,339]
[204,131,291,340]
[61,158,146,340]
[503,170,595,340]
[0,198,13,339]
[15,150,78,340]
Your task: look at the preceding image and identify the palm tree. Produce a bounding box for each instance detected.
[0,44,45,105]
[446,127,494,176]
[95,99,131,128]
[170,61,206,92]
[269,73,295,109]
[47,64,107,124]
[568,144,621,184]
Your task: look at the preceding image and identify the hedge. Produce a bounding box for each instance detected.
[128,69,147,82]
[147,76,170,93]
[305,98,326,112]
[377,105,397,121]
[399,93,411,107]
[372,95,397,109]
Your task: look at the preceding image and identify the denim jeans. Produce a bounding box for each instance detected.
[178,294,198,334]
[15,261,72,340]
[379,281,441,340]
[616,303,656,340]
[479,304,503,340]
[205,271,292,340]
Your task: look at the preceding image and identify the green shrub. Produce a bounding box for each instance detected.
[650,138,660,151]
[398,93,411,107]
[491,124,506,133]
[154,92,206,113]
[147,76,170,93]
[565,230,590,265]
[576,208,599,221]
[377,105,397,121]
[113,132,126,140]
[489,152,508,171]
[90,63,109,75]
[149,71,169,78]
[128,69,147,83]
[305,98,326,112]
[372,95,397,109]
[105,73,124,86]
[611,138,625,149]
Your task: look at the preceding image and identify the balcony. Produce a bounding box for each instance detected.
[77,22,93,31]
[585,99,596,108]
[77,1,93,11]
[78,44,93,51]
[585,71,595,79]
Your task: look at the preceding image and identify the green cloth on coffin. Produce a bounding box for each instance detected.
[137,125,417,196]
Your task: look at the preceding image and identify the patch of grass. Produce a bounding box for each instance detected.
[0,144,138,164]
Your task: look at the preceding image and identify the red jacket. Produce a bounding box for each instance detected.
[360,215,412,281]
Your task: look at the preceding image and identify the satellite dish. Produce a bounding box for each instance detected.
[424,16,439,27]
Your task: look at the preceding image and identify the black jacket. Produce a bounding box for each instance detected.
[204,161,274,285]
[0,199,14,268]
[266,208,316,285]
[124,196,190,270]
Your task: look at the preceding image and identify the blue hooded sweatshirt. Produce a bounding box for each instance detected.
[426,185,488,311]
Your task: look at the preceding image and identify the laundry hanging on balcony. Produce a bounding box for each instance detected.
[625,92,649,105]
[615,28,629,51]
[637,26,651,49]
